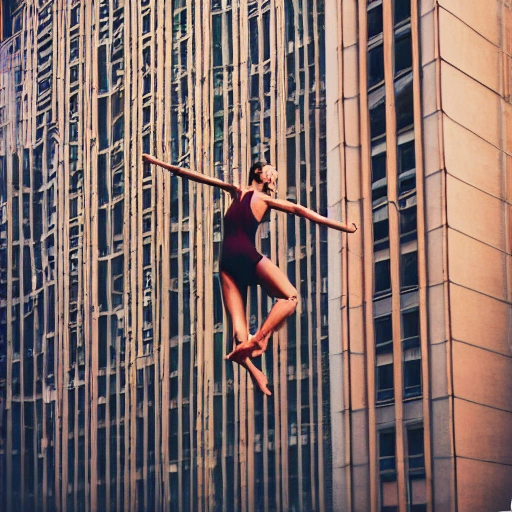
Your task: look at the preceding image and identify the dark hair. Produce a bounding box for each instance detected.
[248,161,267,184]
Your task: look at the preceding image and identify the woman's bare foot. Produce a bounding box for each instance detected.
[225,332,271,362]
[226,336,271,395]
[240,358,271,396]
[249,331,272,358]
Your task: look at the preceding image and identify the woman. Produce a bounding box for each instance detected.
[143,155,357,395]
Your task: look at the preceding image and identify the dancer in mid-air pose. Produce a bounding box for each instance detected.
[143,155,357,395]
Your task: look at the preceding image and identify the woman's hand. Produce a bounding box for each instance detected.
[347,222,357,233]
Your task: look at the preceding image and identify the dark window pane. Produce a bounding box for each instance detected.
[403,358,421,398]
[408,428,424,457]
[377,364,394,402]
[395,75,414,131]
[368,45,384,88]
[398,140,416,194]
[379,430,396,459]
[98,45,108,93]
[372,152,387,182]
[395,32,412,75]
[375,259,391,294]
[367,4,383,38]
[400,205,416,239]
[375,315,393,354]
[98,98,109,149]
[374,218,389,249]
[369,88,386,139]
[394,0,411,25]
[400,251,418,289]
[398,140,415,173]
[402,308,419,339]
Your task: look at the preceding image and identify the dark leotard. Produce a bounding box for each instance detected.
[220,190,263,287]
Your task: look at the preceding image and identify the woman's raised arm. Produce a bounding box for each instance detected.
[143,154,240,196]
[263,196,357,233]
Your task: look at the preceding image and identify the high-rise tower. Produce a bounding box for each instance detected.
[326,1,512,511]
[0,1,332,511]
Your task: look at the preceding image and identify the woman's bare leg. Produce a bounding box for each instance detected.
[220,271,271,396]
[226,257,297,362]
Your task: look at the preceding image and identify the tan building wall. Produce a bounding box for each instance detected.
[326,0,512,511]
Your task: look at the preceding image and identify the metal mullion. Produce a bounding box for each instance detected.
[363,0,385,509]
[254,7,267,504]
[83,0,102,508]
[310,0,326,504]
[272,0,288,508]
[148,3,162,508]
[191,0,206,507]
[202,0,219,508]
[125,0,141,507]
[262,2,278,509]
[382,1,406,512]
[170,5,184,509]
[246,6,265,512]
[177,67,185,512]
[410,0,433,510]
[298,3,317,507]
[236,0,250,509]
[223,0,243,503]
[159,0,173,507]
[288,3,303,510]
[60,2,75,509]
[186,1,198,509]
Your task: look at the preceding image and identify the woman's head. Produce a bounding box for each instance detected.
[249,161,278,196]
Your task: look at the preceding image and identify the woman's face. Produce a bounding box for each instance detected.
[259,165,278,196]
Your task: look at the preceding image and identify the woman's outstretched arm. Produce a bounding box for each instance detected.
[143,154,240,196]
[263,196,357,233]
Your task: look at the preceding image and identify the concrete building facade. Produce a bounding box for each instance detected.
[0,0,332,511]
[326,0,512,511]
[0,0,511,512]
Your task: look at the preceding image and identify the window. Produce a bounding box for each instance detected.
[406,427,427,512]
[394,0,411,25]
[400,208,416,246]
[402,307,421,398]
[368,45,384,88]
[395,31,412,76]
[401,308,419,349]
[373,205,389,251]
[375,315,393,354]
[369,87,386,140]
[71,6,80,27]
[367,3,383,39]
[397,139,415,195]
[1,0,13,40]
[403,350,421,398]
[379,430,398,511]
[395,74,414,132]
[376,358,394,403]
[371,151,387,205]
[400,250,418,290]
[375,258,391,295]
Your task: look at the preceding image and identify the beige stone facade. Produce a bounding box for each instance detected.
[326,1,512,511]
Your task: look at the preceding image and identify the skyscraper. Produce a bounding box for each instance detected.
[326,0,512,511]
[1,1,511,512]
[0,1,332,511]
